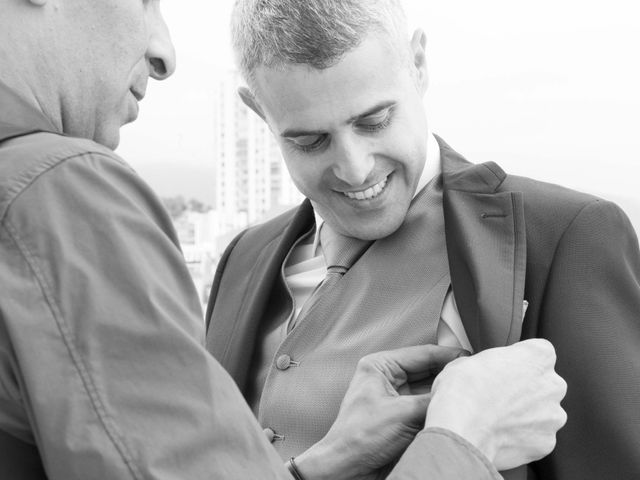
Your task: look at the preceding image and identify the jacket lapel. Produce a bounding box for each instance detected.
[208,200,315,391]
[440,140,527,351]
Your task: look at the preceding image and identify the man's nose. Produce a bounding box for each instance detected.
[146,7,177,80]
[331,136,375,187]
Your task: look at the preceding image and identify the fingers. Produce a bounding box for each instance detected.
[550,370,568,403]
[396,393,431,428]
[357,345,469,389]
[424,338,569,470]
[510,338,557,368]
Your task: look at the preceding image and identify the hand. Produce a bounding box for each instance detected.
[295,345,468,480]
[425,338,568,471]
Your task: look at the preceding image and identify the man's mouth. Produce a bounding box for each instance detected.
[342,176,388,200]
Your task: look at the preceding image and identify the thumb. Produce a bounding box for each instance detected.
[371,345,468,388]
[395,393,431,427]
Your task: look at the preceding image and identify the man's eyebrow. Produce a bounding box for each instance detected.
[280,101,396,139]
[281,128,326,139]
[346,100,395,123]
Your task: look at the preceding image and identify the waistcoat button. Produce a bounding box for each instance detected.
[276,354,291,370]
[263,427,276,443]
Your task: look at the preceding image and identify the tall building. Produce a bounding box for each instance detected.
[213,70,303,230]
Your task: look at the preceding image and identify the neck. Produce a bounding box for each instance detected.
[0,17,64,135]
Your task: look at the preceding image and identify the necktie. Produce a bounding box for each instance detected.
[289,223,372,331]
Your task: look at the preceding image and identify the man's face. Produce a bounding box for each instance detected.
[54,0,175,148]
[247,33,429,240]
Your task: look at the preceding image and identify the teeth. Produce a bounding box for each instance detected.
[344,177,388,200]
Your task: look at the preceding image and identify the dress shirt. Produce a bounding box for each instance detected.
[284,132,473,352]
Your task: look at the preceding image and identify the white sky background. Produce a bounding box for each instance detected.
[117,0,640,222]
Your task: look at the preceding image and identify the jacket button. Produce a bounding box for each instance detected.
[263,427,275,443]
[276,354,291,370]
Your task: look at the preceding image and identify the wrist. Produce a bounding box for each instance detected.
[286,457,306,480]
[425,405,498,464]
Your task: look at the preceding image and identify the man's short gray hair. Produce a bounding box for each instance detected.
[232,0,409,87]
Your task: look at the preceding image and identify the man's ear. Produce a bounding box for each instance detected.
[410,29,429,95]
[238,86,266,121]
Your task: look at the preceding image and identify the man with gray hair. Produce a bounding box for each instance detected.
[207,0,640,479]
[0,0,566,479]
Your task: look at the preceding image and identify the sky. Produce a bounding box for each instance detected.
[117,0,640,224]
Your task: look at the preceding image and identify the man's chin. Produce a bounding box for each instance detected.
[336,217,406,241]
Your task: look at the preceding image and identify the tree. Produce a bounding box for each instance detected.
[162,196,187,219]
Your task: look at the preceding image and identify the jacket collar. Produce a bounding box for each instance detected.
[439,136,527,351]
[0,79,59,143]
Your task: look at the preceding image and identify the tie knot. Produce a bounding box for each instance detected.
[319,223,371,272]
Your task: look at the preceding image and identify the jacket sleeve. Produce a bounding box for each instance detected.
[0,150,290,480]
[389,428,501,480]
[536,199,640,479]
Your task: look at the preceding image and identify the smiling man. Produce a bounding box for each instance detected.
[206,0,640,479]
[243,34,429,242]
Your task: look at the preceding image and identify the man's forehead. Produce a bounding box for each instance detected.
[252,37,407,131]
[257,78,396,135]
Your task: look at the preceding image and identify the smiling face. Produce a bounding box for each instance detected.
[52,0,176,148]
[244,32,429,240]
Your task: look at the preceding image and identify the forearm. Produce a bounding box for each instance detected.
[291,428,500,480]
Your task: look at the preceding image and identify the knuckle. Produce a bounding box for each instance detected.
[545,374,568,399]
[556,408,568,428]
[556,376,568,397]
[544,406,567,430]
[530,338,556,356]
[539,435,558,455]
[356,354,378,372]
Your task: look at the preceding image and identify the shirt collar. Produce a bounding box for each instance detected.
[0,79,59,143]
[312,131,441,251]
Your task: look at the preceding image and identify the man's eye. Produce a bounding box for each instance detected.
[358,108,393,132]
[290,134,328,152]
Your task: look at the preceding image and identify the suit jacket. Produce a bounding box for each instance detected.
[206,138,640,479]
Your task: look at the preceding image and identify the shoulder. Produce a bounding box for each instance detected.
[0,132,177,249]
[1,132,165,222]
[501,171,638,267]
[503,172,631,237]
[0,131,124,178]
[504,173,601,216]
[0,132,134,218]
